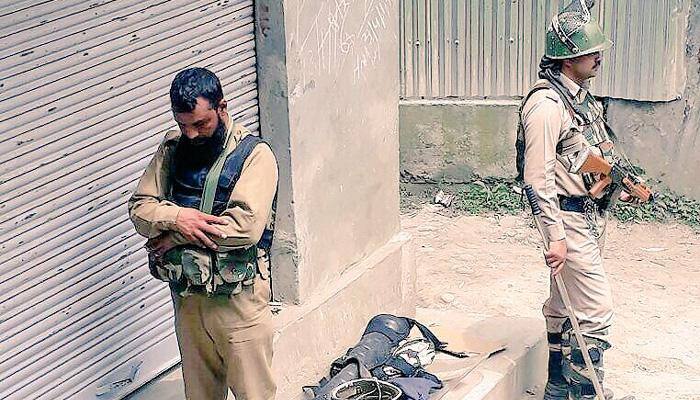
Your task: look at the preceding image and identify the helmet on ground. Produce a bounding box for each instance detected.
[330,379,402,400]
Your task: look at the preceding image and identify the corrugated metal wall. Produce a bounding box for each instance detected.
[400,0,689,101]
[0,1,259,399]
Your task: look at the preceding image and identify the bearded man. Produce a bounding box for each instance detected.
[129,67,278,400]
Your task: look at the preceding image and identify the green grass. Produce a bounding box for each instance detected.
[450,178,522,215]
[401,178,700,229]
[612,184,700,227]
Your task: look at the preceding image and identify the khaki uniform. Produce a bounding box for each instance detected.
[521,73,613,339]
[129,121,278,400]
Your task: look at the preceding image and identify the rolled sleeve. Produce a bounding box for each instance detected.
[128,134,183,239]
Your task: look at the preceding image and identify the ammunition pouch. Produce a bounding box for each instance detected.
[151,123,276,297]
[149,245,258,297]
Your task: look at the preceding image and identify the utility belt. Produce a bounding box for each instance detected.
[149,244,262,298]
[558,195,605,216]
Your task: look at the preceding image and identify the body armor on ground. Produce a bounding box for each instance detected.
[308,314,465,400]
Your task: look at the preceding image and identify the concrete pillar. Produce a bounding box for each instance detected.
[256,1,416,398]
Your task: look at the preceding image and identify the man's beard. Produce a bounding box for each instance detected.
[176,115,227,168]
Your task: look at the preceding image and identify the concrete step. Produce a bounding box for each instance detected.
[127,310,547,400]
[124,366,186,400]
[417,308,547,400]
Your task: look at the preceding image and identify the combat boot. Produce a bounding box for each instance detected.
[543,349,567,400]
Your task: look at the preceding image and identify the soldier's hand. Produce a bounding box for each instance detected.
[619,190,642,205]
[545,239,567,276]
[174,208,228,250]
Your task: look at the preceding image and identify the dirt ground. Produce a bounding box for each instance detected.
[402,205,700,400]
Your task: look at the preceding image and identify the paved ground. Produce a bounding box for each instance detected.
[404,204,700,400]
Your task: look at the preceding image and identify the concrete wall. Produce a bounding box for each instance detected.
[256,0,300,303]
[400,100,519,183]
[400,0,700,199]
[259,0,401,303]
[256,1,416,398]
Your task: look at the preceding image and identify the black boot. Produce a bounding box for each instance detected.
[544,349,567,400]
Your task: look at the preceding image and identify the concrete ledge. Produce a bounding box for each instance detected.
[418,310,546,400]
[273,231,415,399]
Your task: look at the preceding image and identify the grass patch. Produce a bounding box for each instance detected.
[450,178,522,215]
[401,178,700,229]
[612,182,700,227]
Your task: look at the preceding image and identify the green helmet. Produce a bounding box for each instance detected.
[545,0,613,59]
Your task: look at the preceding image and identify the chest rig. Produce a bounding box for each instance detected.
[557,84,615,191]
[148,124,274,297]
[516,74,616,194]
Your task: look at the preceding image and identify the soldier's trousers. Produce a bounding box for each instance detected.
[171,273,276,400]
[542,210,614,399]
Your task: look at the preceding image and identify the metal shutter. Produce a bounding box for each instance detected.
[0,1,259,399]
[400,0,688,101]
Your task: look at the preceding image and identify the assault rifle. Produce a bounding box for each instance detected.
[572,148,654,210]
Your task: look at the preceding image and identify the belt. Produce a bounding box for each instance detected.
[558,195,594,213]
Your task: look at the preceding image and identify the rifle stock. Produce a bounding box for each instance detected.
[578,152,653,203]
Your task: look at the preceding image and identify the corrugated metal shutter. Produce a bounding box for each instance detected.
[0,1,259,399]
[400,0,688,101]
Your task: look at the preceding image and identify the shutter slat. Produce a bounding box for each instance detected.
[0,1,259,398]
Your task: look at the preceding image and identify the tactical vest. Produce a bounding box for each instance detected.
[515,76,614,193]
[148,131,275,297]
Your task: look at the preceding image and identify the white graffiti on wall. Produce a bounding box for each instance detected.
[295,0,393,86]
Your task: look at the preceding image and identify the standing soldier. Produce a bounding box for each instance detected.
[128,67,278,400]
[516,1,641,399]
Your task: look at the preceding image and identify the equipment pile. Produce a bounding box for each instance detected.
[304,314,469,400]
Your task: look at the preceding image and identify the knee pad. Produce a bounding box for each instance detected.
[569,381,598,399]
